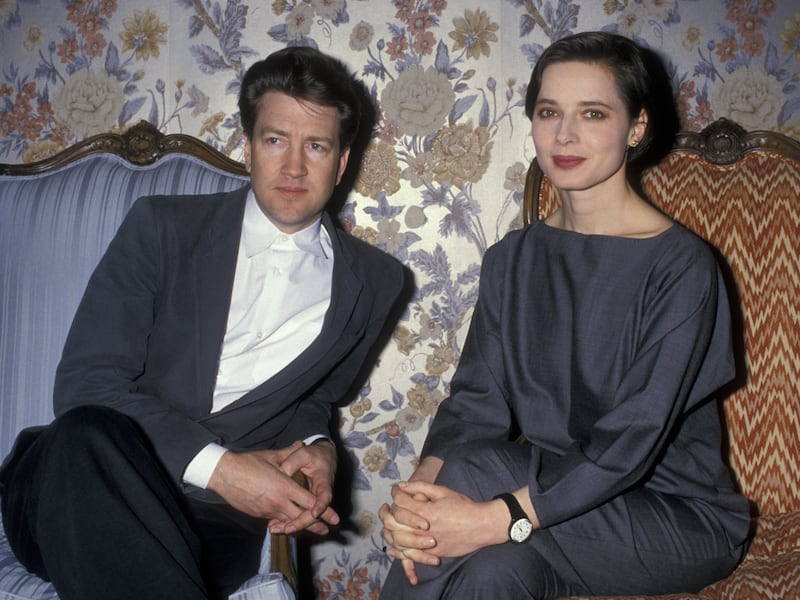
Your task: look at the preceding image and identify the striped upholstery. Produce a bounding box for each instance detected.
[524,119,800,598]
[0,127,299,599]
[0,153,248,462]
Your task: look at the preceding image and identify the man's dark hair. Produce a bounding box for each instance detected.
[239,46,362,149]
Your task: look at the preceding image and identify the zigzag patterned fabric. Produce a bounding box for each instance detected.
[641,151,800,516]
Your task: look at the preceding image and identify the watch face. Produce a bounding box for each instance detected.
[510,518,533,543]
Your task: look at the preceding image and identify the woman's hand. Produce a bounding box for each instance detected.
[379,456,444,585]
[392,481,509,558]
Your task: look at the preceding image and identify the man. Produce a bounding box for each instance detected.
[0,47,406,600]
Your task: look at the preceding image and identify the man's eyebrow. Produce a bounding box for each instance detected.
[255,125,335,144]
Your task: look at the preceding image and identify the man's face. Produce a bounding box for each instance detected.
[244,91,350,233]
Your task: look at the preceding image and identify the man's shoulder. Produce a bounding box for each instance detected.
[329,223,407,299]
[133,186,248,215]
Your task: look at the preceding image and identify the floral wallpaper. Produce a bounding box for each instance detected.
[1,0,799,597]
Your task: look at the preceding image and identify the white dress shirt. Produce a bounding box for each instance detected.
[183,190,334,488]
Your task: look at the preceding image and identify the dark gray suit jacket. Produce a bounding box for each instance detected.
[53,186,406,489]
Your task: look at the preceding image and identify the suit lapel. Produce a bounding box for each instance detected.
[232,212,365,406]
[192,187,248,409]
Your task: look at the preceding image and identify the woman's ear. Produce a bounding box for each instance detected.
[631,108,648,146]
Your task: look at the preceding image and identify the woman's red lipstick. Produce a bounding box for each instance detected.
[552,155,585,169]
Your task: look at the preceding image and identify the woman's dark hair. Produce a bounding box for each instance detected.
[525,31,679,167]
[239,46,362,149]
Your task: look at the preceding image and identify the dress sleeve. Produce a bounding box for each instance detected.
[530,245,735,528]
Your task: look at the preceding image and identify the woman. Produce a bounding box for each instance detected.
[379,32,750,599]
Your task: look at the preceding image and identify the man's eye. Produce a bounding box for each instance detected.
[586,110,605,119]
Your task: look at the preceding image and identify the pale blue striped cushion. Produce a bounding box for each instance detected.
[0,527,57,600]
[0,152,248,599]
[0,153,248,461]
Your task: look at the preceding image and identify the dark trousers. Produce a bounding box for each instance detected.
[0,405,267,600]
[380,440,745,600]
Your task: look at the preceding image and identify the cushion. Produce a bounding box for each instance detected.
[641,150,800,515]
[0,153,248,462]
[0,523,57,600]
[0,151,251,600]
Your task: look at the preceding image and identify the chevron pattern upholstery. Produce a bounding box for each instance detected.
[523,118,800,599]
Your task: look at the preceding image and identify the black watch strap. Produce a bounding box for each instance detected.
[493,492,528,521]
[493,492,533,543]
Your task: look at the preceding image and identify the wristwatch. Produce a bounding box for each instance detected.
[493,492,533,544]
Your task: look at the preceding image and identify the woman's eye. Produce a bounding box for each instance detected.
[586,110,605,119]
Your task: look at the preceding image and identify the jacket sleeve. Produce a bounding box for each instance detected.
[54,197,221,484]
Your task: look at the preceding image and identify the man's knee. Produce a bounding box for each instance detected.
[50,405,138,448]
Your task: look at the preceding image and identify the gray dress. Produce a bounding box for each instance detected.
[382,222,750,599]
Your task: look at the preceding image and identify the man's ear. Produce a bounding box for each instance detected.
[243,137,252,173]
[335,147,351,185]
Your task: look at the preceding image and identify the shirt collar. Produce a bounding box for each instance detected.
[242,189,330,259]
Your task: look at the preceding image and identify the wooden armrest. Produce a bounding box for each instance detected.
[269,471,308,593]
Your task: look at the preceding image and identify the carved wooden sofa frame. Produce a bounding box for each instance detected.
[523,117,800,599]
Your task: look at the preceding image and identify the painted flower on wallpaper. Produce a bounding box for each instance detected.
[683,23,703,52]
[350,20,374,51]
[54,69,125,137]
[406,377,443,417]
[311,0,345,20]
[269,0,349,46]
[355,139,403,198]
[431,121,492,187]
[781,10,800,61]
[381,65,455,136]
[679,1,798,131]
[23,25,43,51]
[400,150,435,188]
[0,0,16,25]
[424,343,455,376]
[449,8,499,60]
[614,0,678,38]
[120,9,168,61]
[285,3,314,40]
[711,65,784,130]
[393,325,416,356]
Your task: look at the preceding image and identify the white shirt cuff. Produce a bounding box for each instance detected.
[183,443,228,489]
[303,434,329,446]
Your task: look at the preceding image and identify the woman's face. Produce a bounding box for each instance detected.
[530,60,646,195]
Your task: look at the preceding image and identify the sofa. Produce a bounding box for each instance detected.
[0,121,295,600]
[524,117,800,598]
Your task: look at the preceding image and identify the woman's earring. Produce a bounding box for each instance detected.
[629,139,640,148]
